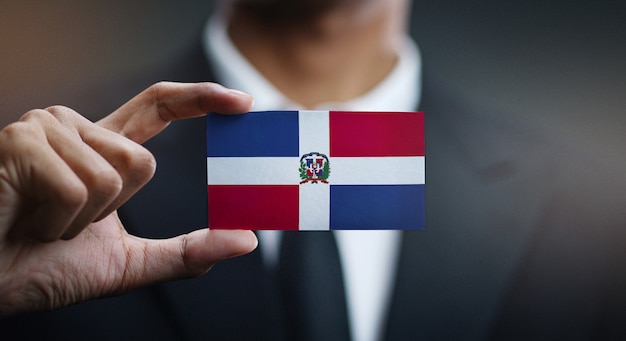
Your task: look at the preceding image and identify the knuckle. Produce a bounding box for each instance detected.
[132,147,158,182]
[57,181,89,210]
[150,81,173,93]
[0,121,31,139]
[0,122,44,151]
[90,167,124,199]
[44,105,73,116]
[149,81,176,122]
[18,109,54,123]
[44,105,80,124]
[147,81,172,104]
[18,106,81,128]
[116,144,157,183]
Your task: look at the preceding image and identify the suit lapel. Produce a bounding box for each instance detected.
[383,79,544,339]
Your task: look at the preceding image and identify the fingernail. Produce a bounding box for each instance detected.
[228,89,254,110]
[227,88,249,97]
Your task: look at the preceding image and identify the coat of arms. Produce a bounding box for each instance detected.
[299,152,330,184]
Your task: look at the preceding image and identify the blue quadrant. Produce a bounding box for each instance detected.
[330,185,425,230]
[207,111,299,157]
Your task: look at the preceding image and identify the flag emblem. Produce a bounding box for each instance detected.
[300,152,330,184]
[206,110,425,230]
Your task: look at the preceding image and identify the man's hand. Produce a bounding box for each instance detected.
[0,82,257,316]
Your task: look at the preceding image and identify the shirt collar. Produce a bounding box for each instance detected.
[203,11,422,112]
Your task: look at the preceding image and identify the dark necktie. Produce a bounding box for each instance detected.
[278,231,351,341]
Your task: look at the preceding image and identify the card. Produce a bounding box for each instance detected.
[206,110,425,230]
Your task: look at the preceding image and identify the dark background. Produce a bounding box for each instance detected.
[1,0,625,161]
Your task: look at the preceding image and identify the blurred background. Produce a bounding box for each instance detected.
[1,0,625,162]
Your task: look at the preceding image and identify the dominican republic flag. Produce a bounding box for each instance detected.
[206,110,425,230]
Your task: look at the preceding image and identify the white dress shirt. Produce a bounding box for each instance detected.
[203,12,422,341]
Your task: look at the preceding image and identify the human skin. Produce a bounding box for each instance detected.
[228,0,409,108]
[0,82,258,316]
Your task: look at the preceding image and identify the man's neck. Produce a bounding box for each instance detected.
[228,2,408,109]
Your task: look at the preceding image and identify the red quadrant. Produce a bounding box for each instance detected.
[329,111,424,157]
[208,185,300,230]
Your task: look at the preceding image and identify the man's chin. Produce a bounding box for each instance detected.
[233,0,367,25]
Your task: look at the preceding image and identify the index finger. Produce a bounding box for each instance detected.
[97,82,253,144]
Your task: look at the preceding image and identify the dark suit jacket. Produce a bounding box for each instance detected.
[2,34,626,341]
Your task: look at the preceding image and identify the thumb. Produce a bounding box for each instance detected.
[127,229,258,286]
